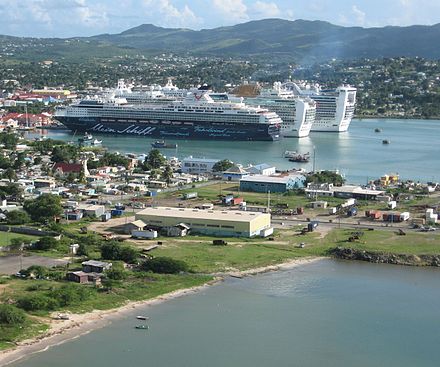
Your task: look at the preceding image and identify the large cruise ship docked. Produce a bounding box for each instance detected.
[283,82,357,132]
[54,88,282,141]
[244,82,316,138]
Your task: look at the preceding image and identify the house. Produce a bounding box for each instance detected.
[33,178,56,189]
[222,165,249,181]
[66,211,83,221]
[53,162,84,177]
[181,156,220,174]
[122,219,147,235]
[239,173,306,193]
[81,260,112,273]
[82,205,105,218]
[246,163,276,176]
[67,271,102,284]
[310,201,328,209]
[166,223,190,237]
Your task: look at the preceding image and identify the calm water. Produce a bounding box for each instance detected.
[31,118,440,184]
[11,260,440,367]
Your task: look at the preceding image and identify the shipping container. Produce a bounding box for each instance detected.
[101,212,111,222]
[111,209,124,217]
[400,212,411,221]
[347,207,358,217]
[308,221,319,232]
[132,230,158,239]
[232,197,244,205]
[329,207,337,215]
[388,201,397,209]
[183,192,198,200]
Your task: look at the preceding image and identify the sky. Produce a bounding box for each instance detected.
[1,0,440,38]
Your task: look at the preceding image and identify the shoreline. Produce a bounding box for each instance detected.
[0,257,322,367]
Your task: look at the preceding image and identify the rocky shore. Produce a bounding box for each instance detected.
[331,247,440,267]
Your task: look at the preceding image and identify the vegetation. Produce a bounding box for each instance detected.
[101,241,139,264]
[140,257,189,274]
[5,210,30,225]
[305,171,346,186]
[24,194,63,223]
[212,159,234,172]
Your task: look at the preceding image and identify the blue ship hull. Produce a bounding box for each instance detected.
[56,117,280,141]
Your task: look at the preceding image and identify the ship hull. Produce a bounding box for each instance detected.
[56,117,280,141]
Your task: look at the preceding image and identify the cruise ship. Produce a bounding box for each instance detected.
[210,83,316,138]
[244,82,316,138]
[282,82,357,132]
[54,88,282,141]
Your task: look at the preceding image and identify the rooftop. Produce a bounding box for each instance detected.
[241,173,305,184]
[136,206,268,222]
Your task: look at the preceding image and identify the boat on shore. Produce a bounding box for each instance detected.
[151,140,177,149]
[382,139,390,144]
[284,150,297,158]
[136,315,149,320]
[135,325,149,330]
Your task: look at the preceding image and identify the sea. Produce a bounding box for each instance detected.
[11,259,440,367]
[29,118,440,184]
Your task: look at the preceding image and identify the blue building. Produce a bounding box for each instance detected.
[240,174,306,193]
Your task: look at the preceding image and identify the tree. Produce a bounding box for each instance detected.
[17,294,58,311]
[305,171,346,186]
[0,132,19,150]
[0,304,26,325]
[101,241,139,263]
[33,236,58,251]
[161,165,174,184]
[9,237,31,252]
[5,210,30,225]
[140,257,188,274]
[24,194,63,222]
[212,159,233,172]
[145,149,166,169]
[51,145,78,163]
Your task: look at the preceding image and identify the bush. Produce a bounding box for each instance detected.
[5,210,30,225]
[17,294,58,311]
[33,236,58,251]
[101,241,139,263]
[0,304,26,325]
[140,257,189,274]
[49,284,92,307]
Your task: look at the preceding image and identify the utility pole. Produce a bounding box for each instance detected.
[312,146,316,173]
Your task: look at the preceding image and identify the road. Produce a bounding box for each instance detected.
[0,255,69,275]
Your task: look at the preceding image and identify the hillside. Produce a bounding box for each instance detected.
[90,19,440,61]
[1,19,440,62]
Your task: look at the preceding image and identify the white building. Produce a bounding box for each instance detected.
[181,156,220,174]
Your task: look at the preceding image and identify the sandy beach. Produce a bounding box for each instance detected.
[0,257,322,366]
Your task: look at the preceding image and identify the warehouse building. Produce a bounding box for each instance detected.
[239,173,306,193]
[135,206,272,238]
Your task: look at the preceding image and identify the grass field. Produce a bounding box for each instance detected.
[0,233,38,247]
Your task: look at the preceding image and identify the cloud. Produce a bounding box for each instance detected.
[212,0,248,22]
[252,1,280,18]
[143,0,200,27]
[352,5,366,26]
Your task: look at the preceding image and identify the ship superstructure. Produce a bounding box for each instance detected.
[282,81,357,132]
[55,88,282,141]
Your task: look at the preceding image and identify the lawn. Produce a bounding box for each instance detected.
[0,232,38,247]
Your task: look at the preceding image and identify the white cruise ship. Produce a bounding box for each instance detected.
[244,82,316,138]
[282,81,357,132]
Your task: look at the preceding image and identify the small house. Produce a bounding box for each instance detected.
[82,260,112,273]
[123,219,147,235]
[166,223,190,237]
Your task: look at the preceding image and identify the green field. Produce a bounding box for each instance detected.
[0,232,38,247]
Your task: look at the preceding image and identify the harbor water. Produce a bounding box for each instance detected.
[11,259,440,367]
[31,118,440,184]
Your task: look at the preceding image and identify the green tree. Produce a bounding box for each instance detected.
[212,159,233,172]
[17,294,58,311]
[5,210,30,225]
[161,165,173,184]
[51,145,78,163]
[145,149,166,169]
[33,236,58,251]
[101,241,139,263]
[0,304,26,325]
[140,257,188,274]
[0,133,19,150]
[24,194,63,222]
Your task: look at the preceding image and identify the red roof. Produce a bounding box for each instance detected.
[53,162,83,173]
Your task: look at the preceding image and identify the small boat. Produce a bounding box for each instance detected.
[91,139,102,146]
[289,152,310,163]
[382,139,390,145]
[136,316,149,320]
[151,140,177,149]
[374,128,382,133]
[284,150,297,158]
[56,313,70,320]
[135,325,149,330]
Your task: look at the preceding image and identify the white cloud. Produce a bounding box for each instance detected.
[352,5,366,26]
[143,0,200,27]
[252,1,280,18]
[212,0,248,22]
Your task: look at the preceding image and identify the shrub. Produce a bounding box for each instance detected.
[140,257,189,274]
[5,210,30,225]
[17,294,58,311]
[49,284,92,307]
[0,304,26,325]
[101,241,139,263]
[33,236,58,251]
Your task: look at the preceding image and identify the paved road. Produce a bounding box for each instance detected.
[0,255,69,275]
